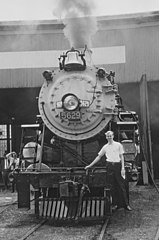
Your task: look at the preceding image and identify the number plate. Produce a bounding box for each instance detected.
[60,111,81,120]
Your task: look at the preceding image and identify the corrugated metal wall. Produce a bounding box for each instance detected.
[0,13,159,88]
[0,21,68,88]
[93,16,159,83]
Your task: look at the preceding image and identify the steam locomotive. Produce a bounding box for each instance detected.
[15,47,140,222]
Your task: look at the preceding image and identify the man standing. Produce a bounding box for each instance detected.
[2,151,10,190]
[6,152,19,192]
[85,130,132,211]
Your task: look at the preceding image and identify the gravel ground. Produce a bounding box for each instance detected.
[0,184,159,240]
[26,223,101,240]
[0,205,40,240]
[105,184,159,240]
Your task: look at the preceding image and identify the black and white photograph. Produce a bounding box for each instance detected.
[0,0,159,239]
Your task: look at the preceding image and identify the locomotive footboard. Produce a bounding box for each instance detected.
[38,194,111,221]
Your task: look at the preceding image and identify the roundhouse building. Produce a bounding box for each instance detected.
[0,11,159,178]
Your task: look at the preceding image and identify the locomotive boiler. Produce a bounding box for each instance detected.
[15,47,140,222]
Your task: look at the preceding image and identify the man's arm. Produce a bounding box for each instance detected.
[85,155,101,170]
[6,152,16,158]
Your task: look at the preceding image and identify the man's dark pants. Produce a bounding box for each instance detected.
[106,162,129,208]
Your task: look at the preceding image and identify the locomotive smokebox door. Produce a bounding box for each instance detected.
[39,48,116,141]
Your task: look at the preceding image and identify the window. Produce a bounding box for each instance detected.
[0,125,12,157]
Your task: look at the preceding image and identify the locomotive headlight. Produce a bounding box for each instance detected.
[62,94,79,111]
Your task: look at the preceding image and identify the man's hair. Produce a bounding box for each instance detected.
[105,130,114,137]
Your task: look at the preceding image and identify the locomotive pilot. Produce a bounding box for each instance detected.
[85,130,132,211]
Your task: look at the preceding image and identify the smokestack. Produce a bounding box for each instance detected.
[54,0,97,49]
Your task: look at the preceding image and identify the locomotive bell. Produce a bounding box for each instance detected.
[65,51,83,65]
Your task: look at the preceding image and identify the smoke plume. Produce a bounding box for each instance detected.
[54,0,97,48]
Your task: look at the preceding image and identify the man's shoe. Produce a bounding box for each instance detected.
[125,205,132,211]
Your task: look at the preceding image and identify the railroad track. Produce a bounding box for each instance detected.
[0,194,110,240]
[18,217,111,240]
[2,201,159,239]
[0,200,17,214]
[18,219,47,240]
